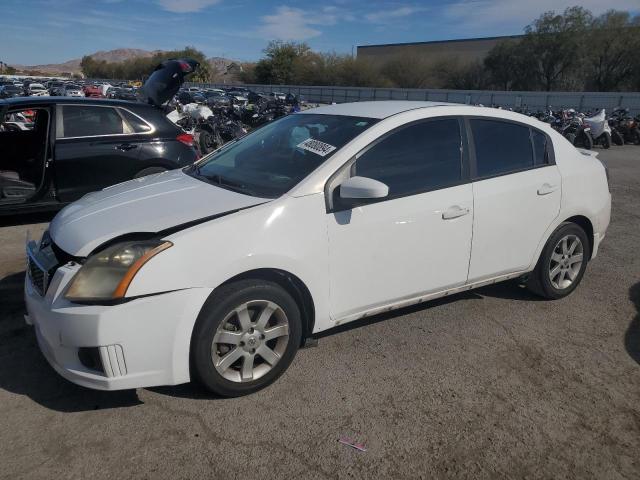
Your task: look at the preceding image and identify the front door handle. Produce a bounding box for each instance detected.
[537,183,558,195]
[116,143,138,151]
[442,205,470,220]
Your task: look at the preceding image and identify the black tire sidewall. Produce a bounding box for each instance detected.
[536,223,590,300]
[191,280,302,397]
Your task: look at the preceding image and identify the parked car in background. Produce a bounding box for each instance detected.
[107,87,138,101]
[0,60,200,215]
[62,84,85,97]
[23,101,610,397]
[26,83,48,96]
[83,84,104,98]
[0,85,23,99]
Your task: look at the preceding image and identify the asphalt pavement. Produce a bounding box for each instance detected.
[0,146,639,479]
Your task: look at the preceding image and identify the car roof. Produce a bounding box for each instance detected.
[0,96,151,109]
[301,100,459,119]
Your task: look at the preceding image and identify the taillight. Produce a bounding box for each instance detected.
[176,133,194,147]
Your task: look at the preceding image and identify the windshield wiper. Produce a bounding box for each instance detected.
[205,173,258,197]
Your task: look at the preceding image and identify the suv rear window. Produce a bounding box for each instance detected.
[58,105,127,138]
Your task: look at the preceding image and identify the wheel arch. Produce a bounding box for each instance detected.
[563,214,594,257]
[218,268,316,345]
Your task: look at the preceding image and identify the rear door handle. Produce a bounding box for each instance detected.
[537,183,558,195]
[116,143,137,151]
[442,205,470,220]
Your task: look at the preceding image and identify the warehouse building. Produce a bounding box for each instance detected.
[356,35,523,66]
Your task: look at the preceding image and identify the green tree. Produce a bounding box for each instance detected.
[522,6,593,91]
[585,10,640,91]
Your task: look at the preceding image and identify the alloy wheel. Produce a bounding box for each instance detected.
[211,300,290,383]
[548,234,584,290]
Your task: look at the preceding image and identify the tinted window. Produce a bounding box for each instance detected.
[532,130,549,166]
[119,109,152,133]
[471,119,533,177]
[354,119,462,197]
[60,106,126,138]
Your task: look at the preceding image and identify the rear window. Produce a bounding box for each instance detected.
[58,105,127,138]
[471,119,534,177]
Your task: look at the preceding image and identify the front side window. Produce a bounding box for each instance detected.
[471,119,534,177]
[58,105,127,138]
[188,114,377,198]
[353,118,462,198]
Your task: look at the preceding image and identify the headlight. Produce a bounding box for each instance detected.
[65,240,172,302]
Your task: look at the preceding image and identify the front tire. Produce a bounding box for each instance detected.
[601,132,611,149]
[191,280,302,397]
[527,223,590,300]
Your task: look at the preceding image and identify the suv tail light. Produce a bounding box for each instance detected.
[176,133,194,147]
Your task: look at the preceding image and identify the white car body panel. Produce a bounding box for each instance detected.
[49,169,269,257]
[28,101,612,391]
[327,184,473,319]
[468,166,561,282]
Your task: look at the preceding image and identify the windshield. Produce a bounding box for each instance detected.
[187,113,378,198]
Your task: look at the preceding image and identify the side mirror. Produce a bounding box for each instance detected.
[339,176,389,202]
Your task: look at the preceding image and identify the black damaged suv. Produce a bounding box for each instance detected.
[0,59,200,215]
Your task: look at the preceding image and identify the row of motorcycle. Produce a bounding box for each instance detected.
[166,94,299,155]
[521,107,640,150]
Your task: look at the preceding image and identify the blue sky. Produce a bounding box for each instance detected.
[1,0,638,65]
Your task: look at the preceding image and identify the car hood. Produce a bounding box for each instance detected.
[49,169,270,257]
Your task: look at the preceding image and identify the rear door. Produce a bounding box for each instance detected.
[466,118,561,282]
[53,104,150,201]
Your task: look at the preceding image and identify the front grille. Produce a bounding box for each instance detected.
[27,255,48,296]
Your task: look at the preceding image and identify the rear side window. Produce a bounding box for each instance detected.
[119,109,153,133]
[471,119,533,177]
[58,105,126,138]
[354,119,462,198]
[532,130,549,166]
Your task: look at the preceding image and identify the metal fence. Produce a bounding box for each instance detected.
[186,82,640,115]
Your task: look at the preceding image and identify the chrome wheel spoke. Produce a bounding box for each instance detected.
[551,252,563,263]
[557,269,567,285]
[214,330,242,345]
[236,305,252,332]
[550,264,562,280]
[216,347,243,373]
[241,354,254,381]
[257,345,280,366]
[568,239,578,255]
[568,253,583,265]
[264,324,289,342]
[561,237,569,255]
[255,302,277,330]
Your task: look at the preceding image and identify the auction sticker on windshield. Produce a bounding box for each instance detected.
[297,138,337,157]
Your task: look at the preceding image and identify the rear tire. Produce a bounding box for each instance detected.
[632,128,640,145]
[581,131,593,150]
[601,132,611,149]
[526,222,590,300]
[612,130,624,146]
[191,280,302,397]
[134,166,168,178]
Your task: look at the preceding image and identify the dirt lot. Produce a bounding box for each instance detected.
[1,147,639,479]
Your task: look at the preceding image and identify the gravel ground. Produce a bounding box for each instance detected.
[0,146,638,479]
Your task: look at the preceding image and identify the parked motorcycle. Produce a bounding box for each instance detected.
[610,108,640,145]
[561,110,593,150]
[583,109,612,149]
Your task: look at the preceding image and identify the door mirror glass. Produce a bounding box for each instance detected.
[339,176,389,200]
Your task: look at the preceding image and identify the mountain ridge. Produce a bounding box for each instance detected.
[10,48,237,76]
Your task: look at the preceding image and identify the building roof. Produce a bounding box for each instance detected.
[357,34,523,50]
[301,101,458,119]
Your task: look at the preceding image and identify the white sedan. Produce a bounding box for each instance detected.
[25,101,611,397]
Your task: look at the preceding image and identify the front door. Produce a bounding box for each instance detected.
[327,118,473,321]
